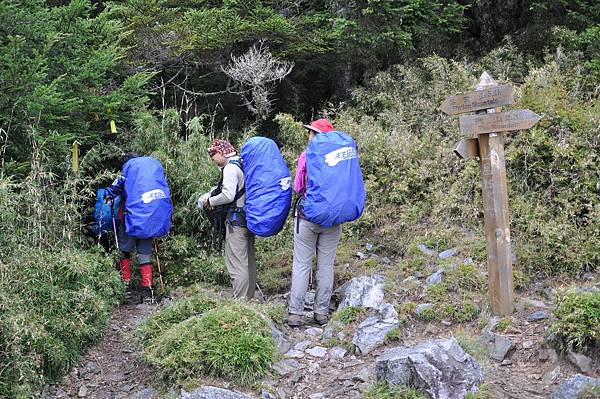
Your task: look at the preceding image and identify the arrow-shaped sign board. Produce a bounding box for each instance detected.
[441,84,513,115]
[460,109,541,136]
[454,138,479,159]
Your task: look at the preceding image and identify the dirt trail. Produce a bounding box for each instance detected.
[44,297,159,399]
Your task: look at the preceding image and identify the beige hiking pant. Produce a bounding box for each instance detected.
[289,217,342,315]
[225,225,256,299]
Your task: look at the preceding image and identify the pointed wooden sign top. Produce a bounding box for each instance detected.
[441,84,513,115]
[454,138,479,159]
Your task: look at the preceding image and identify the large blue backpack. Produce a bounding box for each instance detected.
[241,137,292,237]
[303,131,366,227]
[92,188,120,235]
[122,157,172,239]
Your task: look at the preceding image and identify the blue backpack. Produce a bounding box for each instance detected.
[92,188,120,235]
[241,137,292,237]
[303,131,366,227]
[122,157,172,239]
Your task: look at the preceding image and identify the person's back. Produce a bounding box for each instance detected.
[286,118,365,327]
[104,153,172,303]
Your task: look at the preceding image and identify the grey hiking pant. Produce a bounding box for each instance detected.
[119,222,152,264]
[289,217,342,316]
[225,225,257,299]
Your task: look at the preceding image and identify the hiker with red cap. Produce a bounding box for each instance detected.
[286,118,343,326]
[286,118,366,326]
[201,139,257,299]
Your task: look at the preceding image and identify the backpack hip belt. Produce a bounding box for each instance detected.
[227,206,246,228]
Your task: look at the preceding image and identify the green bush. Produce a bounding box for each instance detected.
[363,383,425,399]
[445,264,487,292]
[0,250,124,398]
[326,50,599,278]
[139,293,275,386]
[333,306,367,325]
[549,288,600,351]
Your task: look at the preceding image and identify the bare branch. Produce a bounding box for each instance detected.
[222,41,294,121]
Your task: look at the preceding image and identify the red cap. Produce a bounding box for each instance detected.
[303,118,334,134]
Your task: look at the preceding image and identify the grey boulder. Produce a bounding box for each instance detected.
[337,275,385,310]
[376,338,484,399]
[550,374,600,399]
[180,386,251,399]
[352,303,399,354]
[478,332,515,362]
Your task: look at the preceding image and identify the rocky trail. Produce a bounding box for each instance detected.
[44,296,159,399]
[43,261,599,399]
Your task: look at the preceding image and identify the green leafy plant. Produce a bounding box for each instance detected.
[363,382,425,399]
[549,288,600,351]
[139,293,276,386]
[332,306,367,325]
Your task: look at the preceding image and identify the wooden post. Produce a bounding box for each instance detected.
[443,72,541,315]
[475,72,515,316]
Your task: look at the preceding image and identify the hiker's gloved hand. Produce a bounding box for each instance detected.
[197,192,210,209]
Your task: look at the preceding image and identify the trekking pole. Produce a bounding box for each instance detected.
[153,239,166,294]
[109,199,119,251]
[256,282,265,301]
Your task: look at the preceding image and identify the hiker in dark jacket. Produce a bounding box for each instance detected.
[202,139,256,299]
[286,118,343,327]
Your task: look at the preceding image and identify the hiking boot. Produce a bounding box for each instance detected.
[285,314,310,327]
[313,312,329,326]
[140,286,155,305]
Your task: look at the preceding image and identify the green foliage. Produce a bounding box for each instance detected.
[139,293,275,386]
[363,382,425,399]
[549,288,600,351]
[0,0,151,176]
[445,264,487,292]
[496,318,511,332]
[0,250,124,398]
[333,51,599,278]
[579,385,600,399]
[384,327,401,344]
[332,306,367,325]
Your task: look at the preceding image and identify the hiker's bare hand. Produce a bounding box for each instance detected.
[203,199,212,210]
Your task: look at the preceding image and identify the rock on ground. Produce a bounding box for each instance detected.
[478,331,515,362]
[270,322,291,355]
[376,338,484,399]
[352,303,399,354]
[567,351,593,374]
[180,386,252,399]
[549,374,600,399]
[336,275,385,310]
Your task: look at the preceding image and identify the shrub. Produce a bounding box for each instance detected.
[549,288,600,351]
[321,51,599,278]
[445,264,487,292]
[0,250,124,398]
[139,294,276,386]
[363,383,425,399]
[333,306,367,325]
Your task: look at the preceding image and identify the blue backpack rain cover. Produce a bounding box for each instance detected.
[303,131,366,227]
[92,188,120,235]
[241,137,292,237]
[122,157,172,239]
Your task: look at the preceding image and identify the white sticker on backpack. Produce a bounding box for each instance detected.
[324,146,357,166]
[279,177,291,191]
[141,189,167,203]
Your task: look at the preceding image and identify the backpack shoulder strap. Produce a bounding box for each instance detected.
[227,159,245,204]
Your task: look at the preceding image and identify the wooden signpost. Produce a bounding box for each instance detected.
[442,72,541,316]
